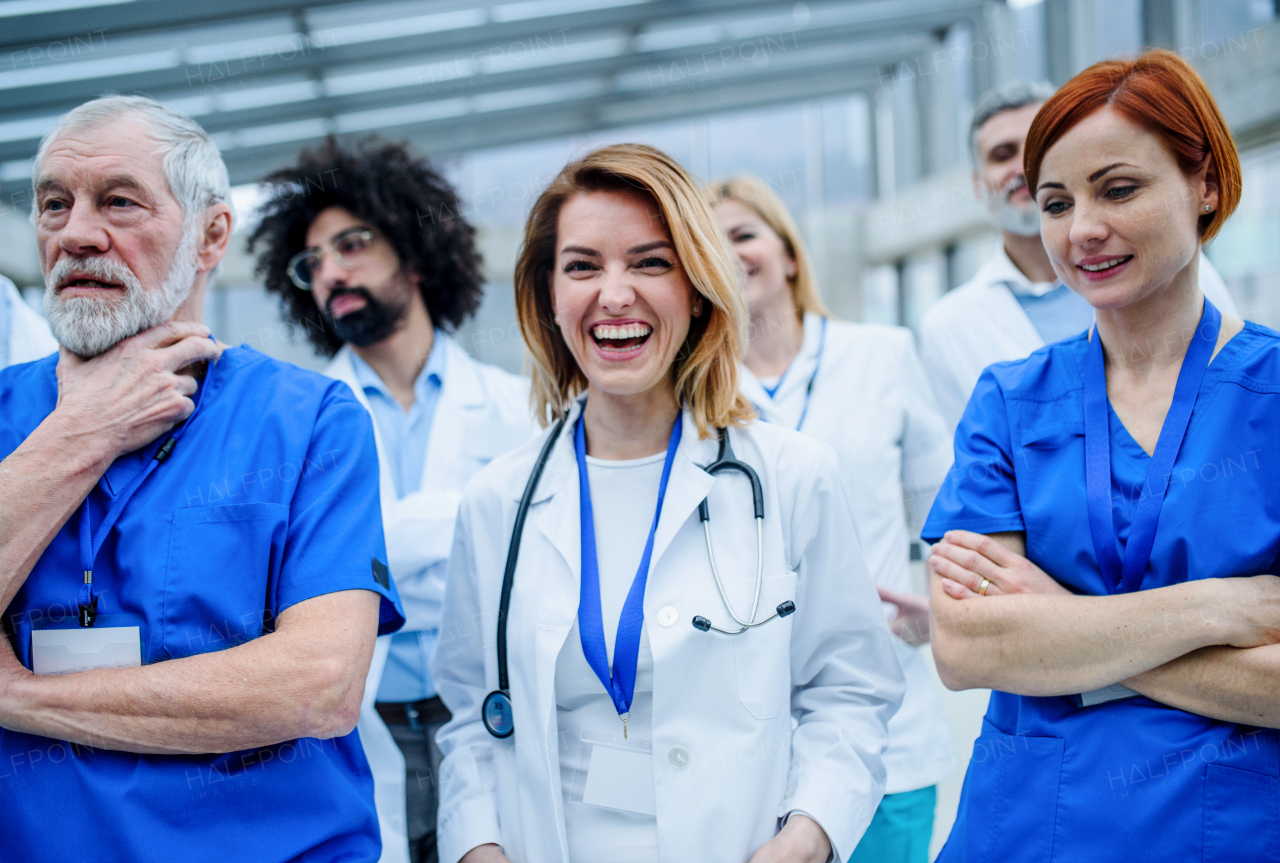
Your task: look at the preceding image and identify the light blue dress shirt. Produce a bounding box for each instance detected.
[1012,283,1096,346]
[351,339,448,703]
[0,283,11,370]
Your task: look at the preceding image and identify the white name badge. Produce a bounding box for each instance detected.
[582,740,656,816]
[31,626,141,676]
[1076,683,1139,708]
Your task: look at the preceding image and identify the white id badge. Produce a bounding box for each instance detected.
[1076,683,1139,708]
[572,731,656,816]
[31,626,141,676]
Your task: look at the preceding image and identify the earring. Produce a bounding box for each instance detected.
[1204,205,1212,212]
[693,301,703,316]
[554,313,561,324]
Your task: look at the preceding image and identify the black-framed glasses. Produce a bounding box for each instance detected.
[286,228,375,290]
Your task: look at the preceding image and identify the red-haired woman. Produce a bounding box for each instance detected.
[922,50,1280,859]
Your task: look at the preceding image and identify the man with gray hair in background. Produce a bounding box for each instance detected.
[0,95,404,861]
[920,80,1239,432]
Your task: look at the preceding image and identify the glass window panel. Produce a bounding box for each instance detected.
[1092,0,1141,61]
[1011,3,1048,82]
[1206,144,1280,330]
[707,103,807,214]
[1201,0,1275,47]
[820,94,871,208]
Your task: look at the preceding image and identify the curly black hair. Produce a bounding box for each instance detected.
[248,135,483,357]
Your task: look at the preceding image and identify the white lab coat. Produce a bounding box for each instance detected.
[741,315,957,794]
[2,277,57,368]
[431,399,905,863]
[324,332,533,863]
[919,246,1238,431]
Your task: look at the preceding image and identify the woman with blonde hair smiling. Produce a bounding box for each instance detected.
[710,177,954,863]
[432,144,903,863]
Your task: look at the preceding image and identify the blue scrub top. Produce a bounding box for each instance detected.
[923,324,1280,862]
[0,347,405,863]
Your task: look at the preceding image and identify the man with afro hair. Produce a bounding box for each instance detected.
[251,136,533,863]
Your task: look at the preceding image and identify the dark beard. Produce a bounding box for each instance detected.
[325,287,407,347]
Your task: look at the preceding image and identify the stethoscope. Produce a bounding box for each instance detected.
[482,414,796,739]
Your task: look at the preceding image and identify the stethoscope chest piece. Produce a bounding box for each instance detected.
[482,690,514,738]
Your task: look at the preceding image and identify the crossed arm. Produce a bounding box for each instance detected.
[0,590,377,754]
[0,324,379,754]
[928,530,1280,728]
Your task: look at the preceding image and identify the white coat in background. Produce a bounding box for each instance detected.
[741,313,956,795]
[919,245,1239,431]
[431,399,905,863]
[324,332,533,863]
[2,277,57,368]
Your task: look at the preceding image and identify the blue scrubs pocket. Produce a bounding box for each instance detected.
[162,503,288,660]
[957,730,1063,862]
[1203,763,1280,863]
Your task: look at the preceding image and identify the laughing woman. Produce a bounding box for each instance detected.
[924,51,1280,861]
[431,144,904,863]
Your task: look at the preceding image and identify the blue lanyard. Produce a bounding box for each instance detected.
[574,409,681,733]
[1083,299,1220,595]
[755,317,827,431]
[76,357,212,626]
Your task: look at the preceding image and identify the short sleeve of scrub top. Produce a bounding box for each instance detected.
[266,379,405,635]
[0,347,404,863]
[922,364,1026,542]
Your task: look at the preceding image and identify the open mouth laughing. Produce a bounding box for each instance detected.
[591,320,652,354]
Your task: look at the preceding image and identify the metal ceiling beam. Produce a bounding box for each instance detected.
[194,32,930,135]
[1,0,371,52]
[0,0,794,54]
[215,57,886,185]
[0,0,982,116]
[0,30,927,163]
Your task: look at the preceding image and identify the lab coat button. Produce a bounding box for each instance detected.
[668,746,690,769]
[657,606,679,627]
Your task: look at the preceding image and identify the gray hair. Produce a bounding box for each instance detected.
[970,80,1056,163]
[31,95,231,230]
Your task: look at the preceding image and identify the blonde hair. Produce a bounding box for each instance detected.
[706,175,830,319]
[515,143,754,438]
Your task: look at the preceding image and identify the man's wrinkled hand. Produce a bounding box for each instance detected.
[54,322,220,464]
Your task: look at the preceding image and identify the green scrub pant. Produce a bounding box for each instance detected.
[847,785,937,863]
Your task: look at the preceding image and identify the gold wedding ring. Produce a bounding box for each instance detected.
[978,577,991,596]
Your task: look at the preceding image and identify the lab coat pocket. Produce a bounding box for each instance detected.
[163,503,289,660]
[960,730,1062,862]
[733,571,797,720]
[1203,763,1280,863]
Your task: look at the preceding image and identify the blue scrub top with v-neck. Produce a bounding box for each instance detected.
[923,322,1280,863]
[0,346,405,863]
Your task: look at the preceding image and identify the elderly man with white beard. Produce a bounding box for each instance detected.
[0,96,404,862]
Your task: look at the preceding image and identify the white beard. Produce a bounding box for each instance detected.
[984,176,1042,237]
[43,226,200,359]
